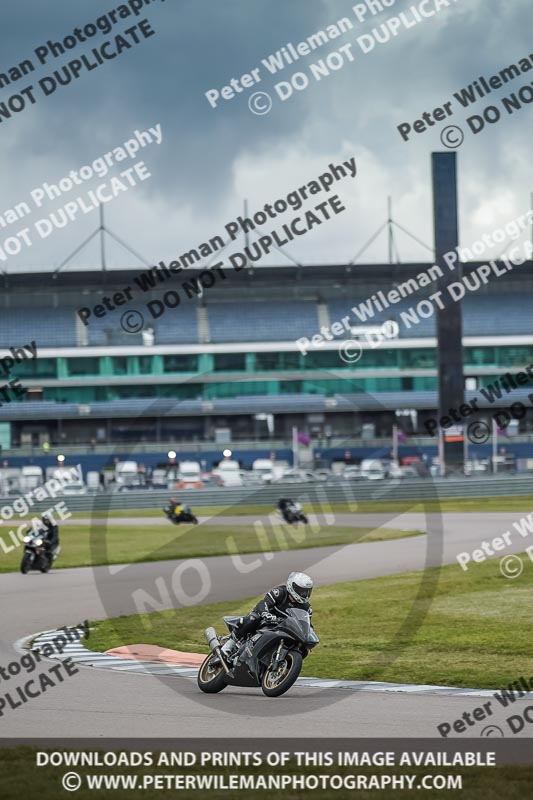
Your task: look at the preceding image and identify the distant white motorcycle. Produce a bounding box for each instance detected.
[20,530,60,574]
[277,501,308,525]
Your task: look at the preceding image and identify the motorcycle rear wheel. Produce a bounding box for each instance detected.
[197,652,227,693]
[261,651,302,697]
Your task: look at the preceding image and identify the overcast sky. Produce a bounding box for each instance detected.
[0,0,531,273]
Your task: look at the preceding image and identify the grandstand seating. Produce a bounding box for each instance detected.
[326,294,531,338]
[207,301,320,343]
[86,302,199,346]
[0,294,529,349]
[462,295,531,336]
[0,308,77,347]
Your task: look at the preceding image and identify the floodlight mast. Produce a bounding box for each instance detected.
[52,205,152,276]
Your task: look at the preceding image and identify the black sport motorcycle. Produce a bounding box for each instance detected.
[163,507,199,525]
[198,608,319,697]
[20,530,59,574]
[278,501,308,525]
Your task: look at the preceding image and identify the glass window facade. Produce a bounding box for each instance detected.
[13,358,57,379]
[213,353,246,371]
[66,358,100,376]
[163,355,198,373]
[37,344,533,403]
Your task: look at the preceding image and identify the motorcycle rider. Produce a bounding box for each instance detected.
[40,513,59,563]
[165,497,183,520]
[220,572,313,658]
[277,498,292,513]
[277,497,303,523]
[277,497,295,520]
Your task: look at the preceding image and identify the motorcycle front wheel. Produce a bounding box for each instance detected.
[261,651,302,697]
[192,516,199,524]
[197,652,227,693]
[20,553,32,574]
[300,514,308,524]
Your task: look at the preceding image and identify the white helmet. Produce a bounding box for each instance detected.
[286,571,313,604]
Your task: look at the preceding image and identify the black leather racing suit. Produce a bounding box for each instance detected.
[277,498,292,513]
[234,585,312,641]
[42,522,59,558]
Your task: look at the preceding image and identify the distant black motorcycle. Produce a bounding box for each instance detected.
[198,607,319,697]
[163,506,199,525]
[277,501,308,525]
[20,530,59,574]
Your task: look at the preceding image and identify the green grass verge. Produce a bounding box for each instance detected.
[87,552,533,689]
[0,524,422,573]
[1,747,530,800]
[69,494,533,519]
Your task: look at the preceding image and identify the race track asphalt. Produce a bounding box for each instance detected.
[2,511,532,739]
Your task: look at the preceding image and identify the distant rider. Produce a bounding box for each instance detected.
[220,572,314,657]
[41,513,59,562]
[277,497,294,518]
[165,498,183,519]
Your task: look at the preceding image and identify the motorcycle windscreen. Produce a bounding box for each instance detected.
[277,608,312,641]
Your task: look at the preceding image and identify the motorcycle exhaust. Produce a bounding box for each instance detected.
[204,627,231,674]
[205,627,219,651]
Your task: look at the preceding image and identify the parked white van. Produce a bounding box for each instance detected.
[252,459,288,483]
[115,461,140,486]
[214,459,243,487]
[360,459,386,480]
[20,465,44,491]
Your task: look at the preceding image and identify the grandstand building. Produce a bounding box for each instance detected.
[1,258,533,459]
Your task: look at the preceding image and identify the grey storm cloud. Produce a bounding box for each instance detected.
[0,0,531,271]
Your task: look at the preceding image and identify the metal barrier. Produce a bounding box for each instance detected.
[1,475,530,514]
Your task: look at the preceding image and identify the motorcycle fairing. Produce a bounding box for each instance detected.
[223,615,242,630]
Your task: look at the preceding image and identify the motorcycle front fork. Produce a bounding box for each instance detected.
[271,639,285,671]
